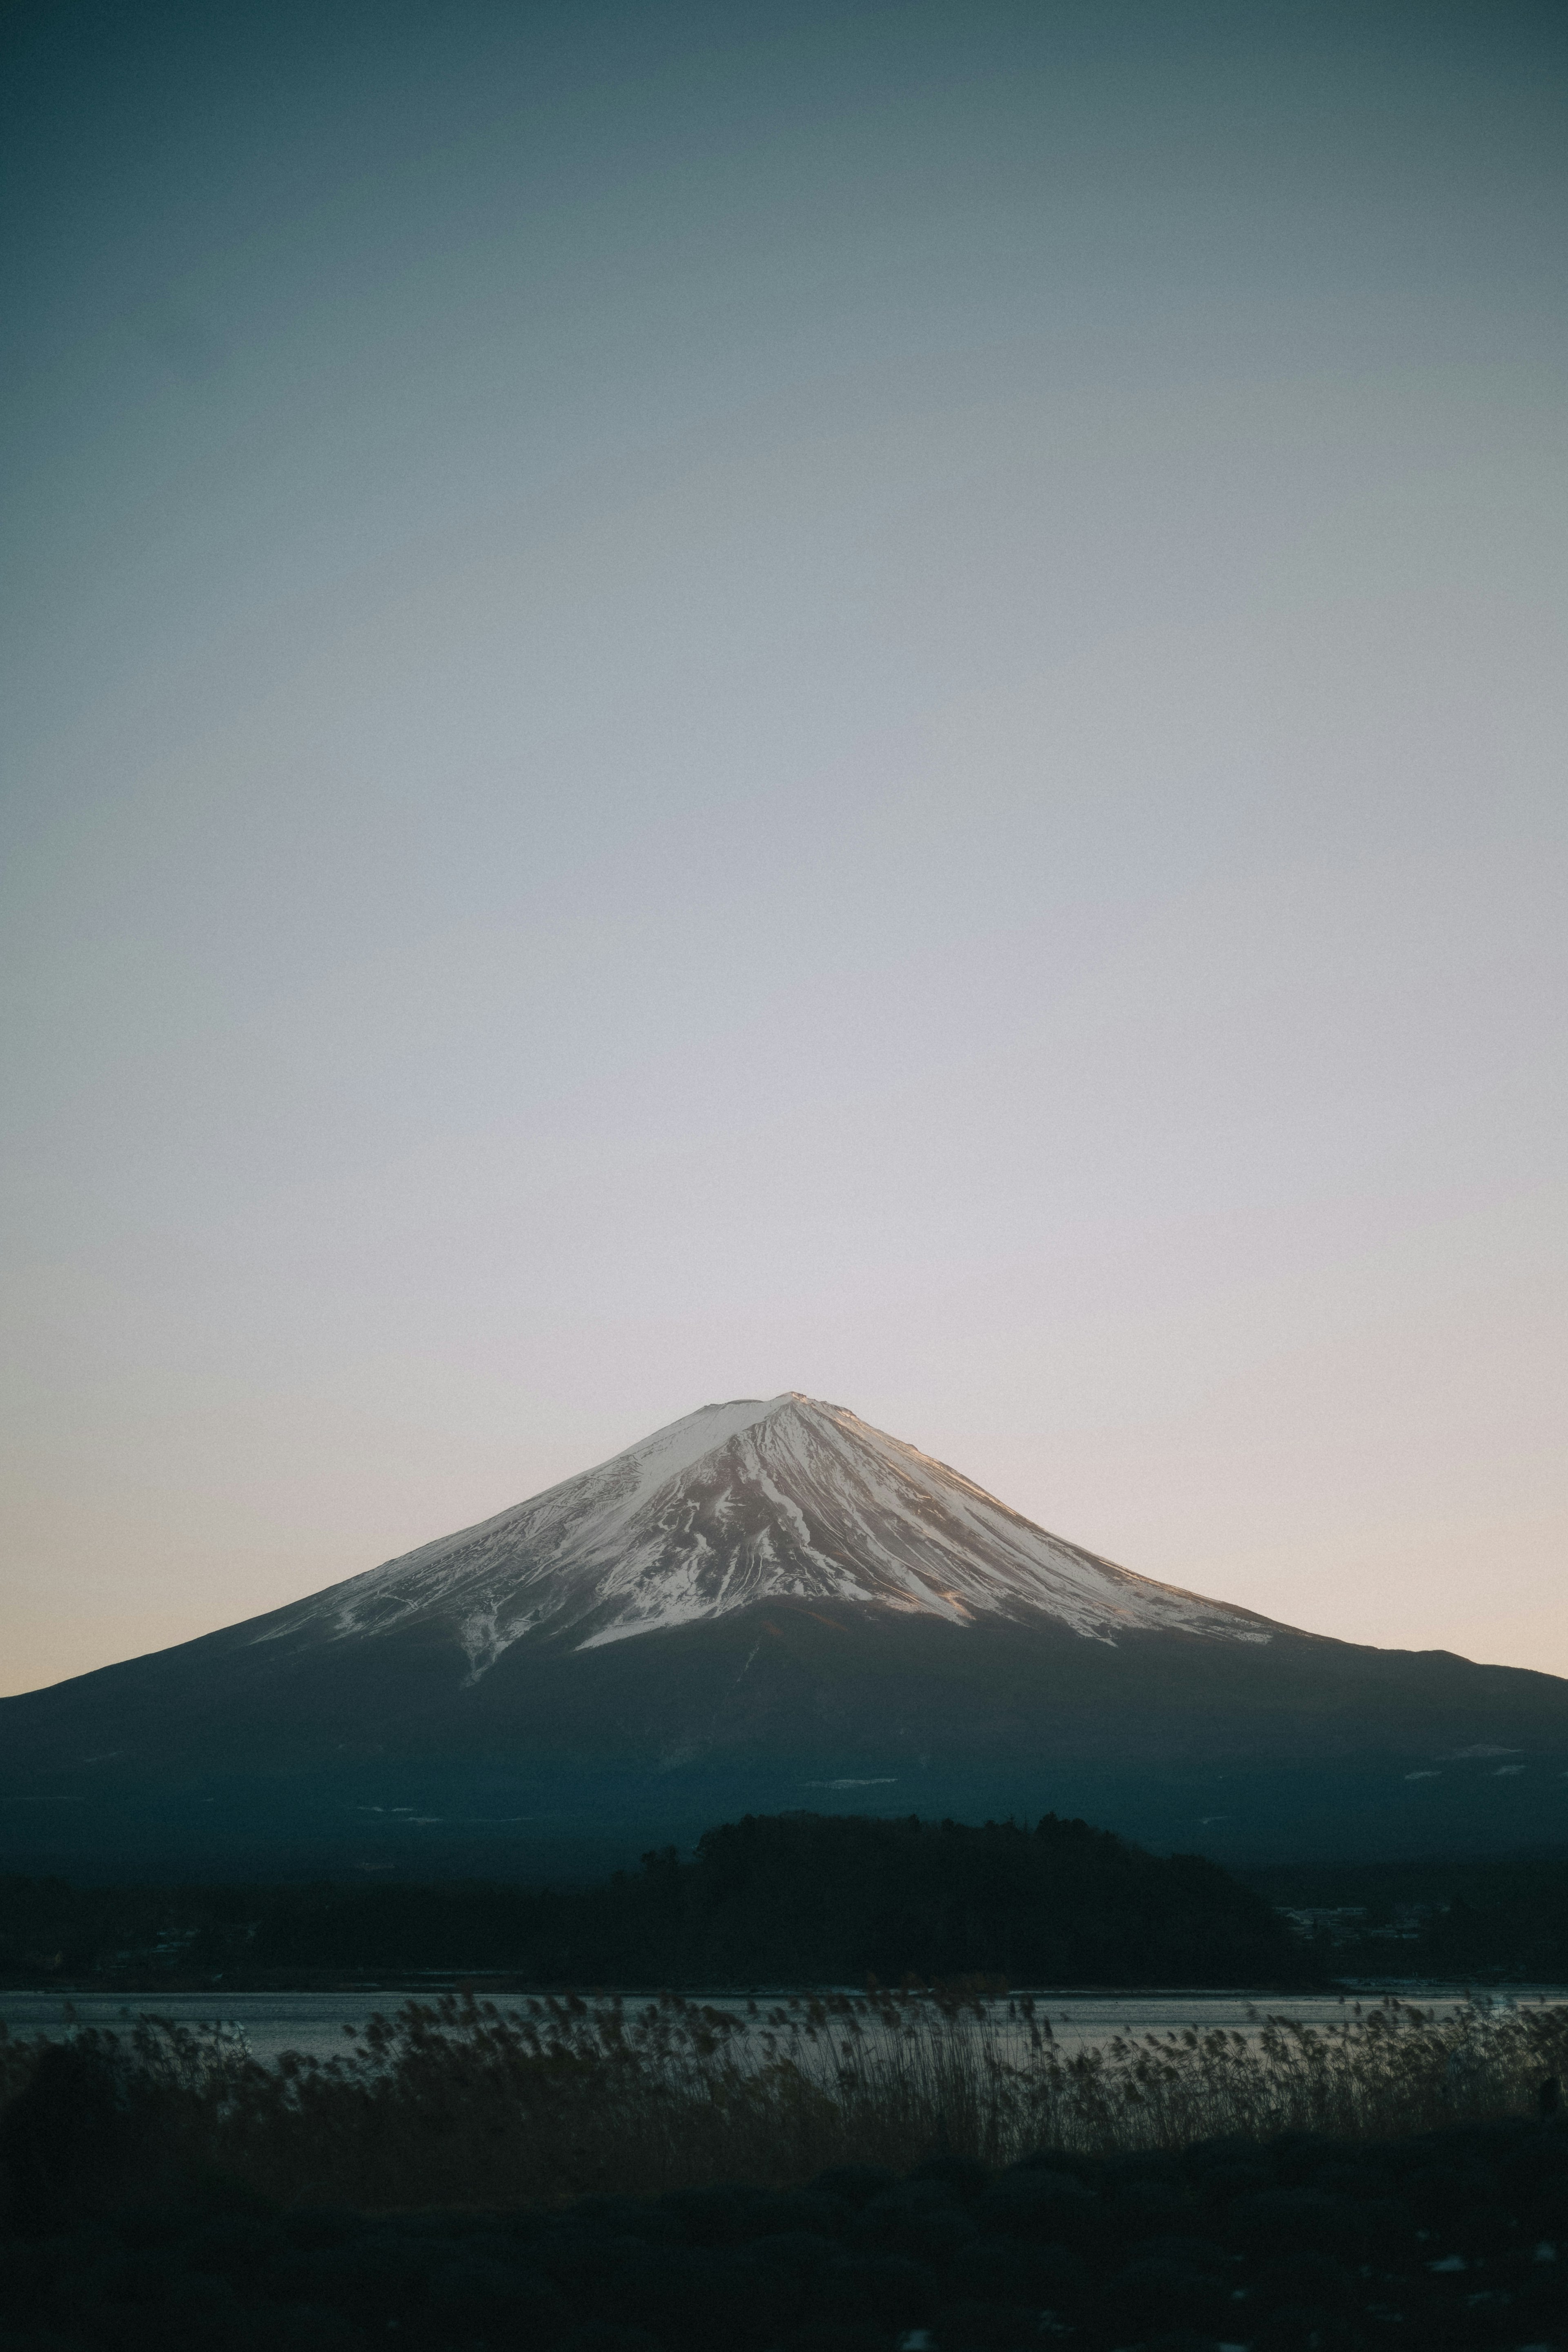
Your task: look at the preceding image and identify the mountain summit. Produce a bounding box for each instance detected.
[274,1392,1276,1671]
[4,1393,1567,1877]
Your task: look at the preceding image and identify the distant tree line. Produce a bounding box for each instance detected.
[1246,1852,1568,1983]
[2,1811,1315,1987]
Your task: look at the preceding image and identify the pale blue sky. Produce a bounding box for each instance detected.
[3,0,1565,1694]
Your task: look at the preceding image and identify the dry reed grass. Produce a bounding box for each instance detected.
[4,1987,1566,2212]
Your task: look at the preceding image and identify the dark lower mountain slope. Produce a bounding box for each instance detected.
[3,1395,1565,1875]
[4,1599,1566,1877]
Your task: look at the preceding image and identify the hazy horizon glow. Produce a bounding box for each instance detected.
[3,0,1565,1698]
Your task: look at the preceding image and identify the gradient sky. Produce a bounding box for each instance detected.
[3,0,1565,1699]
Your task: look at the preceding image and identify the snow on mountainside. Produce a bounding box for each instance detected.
[256,1394,1277,1679]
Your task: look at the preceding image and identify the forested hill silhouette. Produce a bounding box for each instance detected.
[243,1811,1314,1986]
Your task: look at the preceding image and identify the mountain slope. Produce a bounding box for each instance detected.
[3,1393,1566,1876]
[260,1392,1281,1667]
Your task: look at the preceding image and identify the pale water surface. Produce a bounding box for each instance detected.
[6,1986,1560,2069]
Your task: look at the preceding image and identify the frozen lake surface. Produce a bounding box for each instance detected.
[6,1984,1559,2069]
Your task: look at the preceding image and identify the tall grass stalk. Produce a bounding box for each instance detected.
[4,1989,1565,2211]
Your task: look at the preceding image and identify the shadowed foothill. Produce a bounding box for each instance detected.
[2,1811,1315,1991]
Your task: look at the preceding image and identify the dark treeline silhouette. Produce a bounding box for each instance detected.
[3,1811,1312,1987]
[1246,1851,1568,1981]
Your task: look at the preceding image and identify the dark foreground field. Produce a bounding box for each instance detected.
[2,1990,1566,2351]
[2,2111,1566,2351]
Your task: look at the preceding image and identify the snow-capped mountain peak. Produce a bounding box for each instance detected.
[256,1392,1276,1677]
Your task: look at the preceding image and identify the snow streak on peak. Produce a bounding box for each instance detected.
[258,1392,1276,1676]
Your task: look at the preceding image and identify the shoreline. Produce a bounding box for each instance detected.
[7,1972,1565,2001]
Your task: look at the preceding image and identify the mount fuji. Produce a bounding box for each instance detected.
[265,1393,1280,1665]
[4,1393,1566,1877]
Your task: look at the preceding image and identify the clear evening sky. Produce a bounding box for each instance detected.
[3,1,1564,1697]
